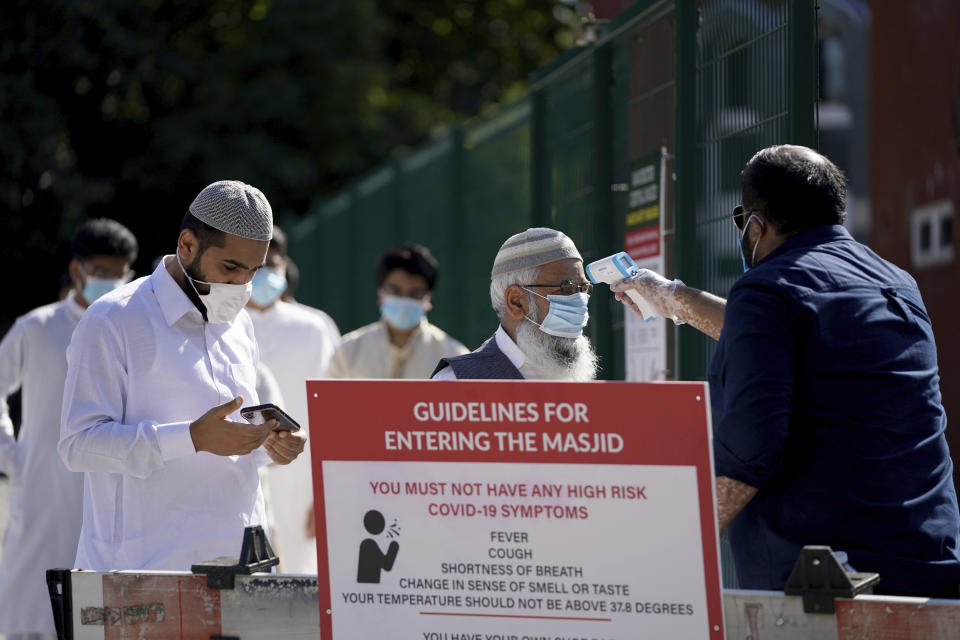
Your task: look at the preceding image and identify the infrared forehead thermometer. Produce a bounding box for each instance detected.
[585,252,656,322]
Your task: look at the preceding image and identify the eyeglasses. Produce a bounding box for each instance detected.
[732,205,761,231]
[82,262,134,282]
[380,285,429,300]
[521,280,594,296]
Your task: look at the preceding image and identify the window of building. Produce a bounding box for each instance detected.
[911,200,955,268]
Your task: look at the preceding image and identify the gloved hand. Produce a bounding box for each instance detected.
[610,269,685,324]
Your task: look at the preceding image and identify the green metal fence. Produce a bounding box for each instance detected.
[675,0,818,379]
[287,0,818,380]
[461,100,534,343]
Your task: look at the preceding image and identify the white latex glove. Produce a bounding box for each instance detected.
[610,269,685,324]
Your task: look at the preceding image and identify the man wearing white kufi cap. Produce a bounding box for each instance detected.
[60,180,306,572]
[432,227,598,381]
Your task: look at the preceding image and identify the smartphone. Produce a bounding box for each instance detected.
[240,403,301,433]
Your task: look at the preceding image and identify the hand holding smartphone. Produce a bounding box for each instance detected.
[240,403,301,433]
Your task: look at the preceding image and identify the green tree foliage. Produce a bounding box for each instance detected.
[381,0,579,115]
[0,0,575,321]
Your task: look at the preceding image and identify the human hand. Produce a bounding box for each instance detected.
[189,396,276,456]
[610,269,683,322]
[305,504,315,539]
[264,428,306,465]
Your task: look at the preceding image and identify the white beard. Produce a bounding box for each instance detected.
[516,319,599,381]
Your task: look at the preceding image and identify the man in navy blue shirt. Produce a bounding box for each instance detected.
[614,144,960,597]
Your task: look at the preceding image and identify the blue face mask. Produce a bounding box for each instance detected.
[380,294,426,331]
[738,214,763,272]
[523,289,590,338]
[83,275,125,304]
[251,267,287,307]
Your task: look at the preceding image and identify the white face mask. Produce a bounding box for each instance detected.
[176,251,252,323]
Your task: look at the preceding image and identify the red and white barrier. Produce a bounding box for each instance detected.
[63,570,318,639]
[57,571,960,640]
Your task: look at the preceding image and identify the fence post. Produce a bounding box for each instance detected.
[788,0,819,149]
[530,87,549,228]
[673,0,699,381]
[592,42,615,379]
[392,157,405,244]
[451,127,468,339]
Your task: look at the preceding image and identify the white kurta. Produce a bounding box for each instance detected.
[328,318,468,380]
[248,300,340,573]
[295,301,341,337]
[256,361,286,409]
[59,257,269,572]
[0,293,84,635]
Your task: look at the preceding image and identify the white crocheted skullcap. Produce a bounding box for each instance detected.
[189,180,273,241]
[491,227,582,277]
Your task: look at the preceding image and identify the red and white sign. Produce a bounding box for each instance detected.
[308,380,723,639]
[625,226,661,260]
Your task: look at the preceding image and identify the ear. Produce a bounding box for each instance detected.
[177,229,200,263]
[504,284,529,320]
[422,292,433,313]
[744,212,766,239]
[68,258,84,290]
[754,212,767,231]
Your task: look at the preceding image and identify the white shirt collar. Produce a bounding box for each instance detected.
[153,255,203,327]
[63,289,85,322]
[494,324,526,371]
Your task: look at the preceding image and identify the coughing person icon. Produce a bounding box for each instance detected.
[357,510,400,584]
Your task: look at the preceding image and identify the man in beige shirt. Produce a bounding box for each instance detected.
[328,244,468,379]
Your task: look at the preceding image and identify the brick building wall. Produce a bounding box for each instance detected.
[868,1,960,491]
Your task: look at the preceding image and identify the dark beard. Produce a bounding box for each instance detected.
[184,255,207,284]
[548,337,580,366]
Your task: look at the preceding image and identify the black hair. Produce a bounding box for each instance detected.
[375,244,439,291]
[741,145,847,234]
[180,211,227,251]
[269,225,287,256]
[71,217,138,262]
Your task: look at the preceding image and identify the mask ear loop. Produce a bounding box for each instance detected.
[175,249,211,321]
[520,286,546,329]
[176,249,200,295]
[750,215,765,266]
[741,214,765,268]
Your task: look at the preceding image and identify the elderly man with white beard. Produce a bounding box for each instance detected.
[432,228,598,381]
